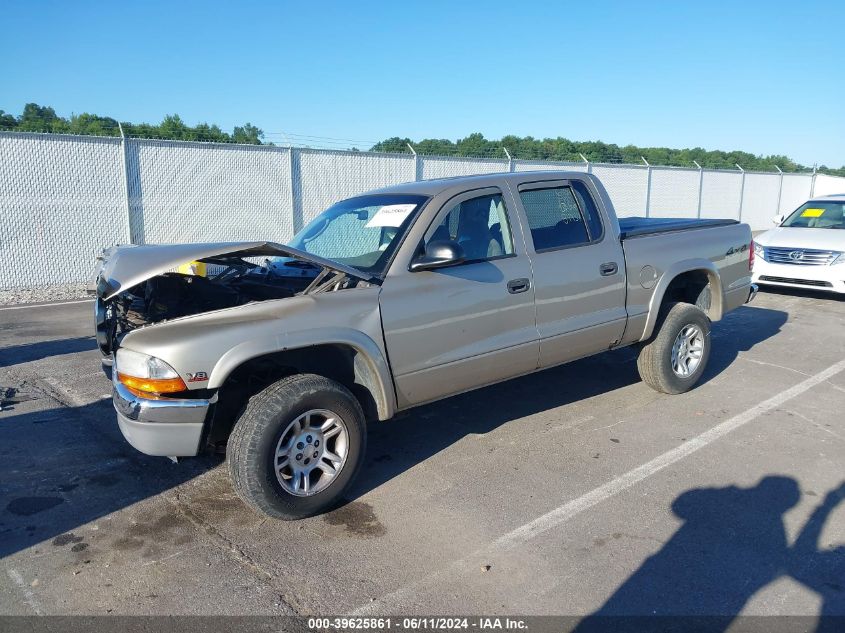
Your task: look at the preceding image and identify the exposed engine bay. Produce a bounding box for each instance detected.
[95,255,360,357]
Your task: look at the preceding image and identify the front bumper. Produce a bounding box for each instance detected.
[112,378,214,457]
[752,259,845,294]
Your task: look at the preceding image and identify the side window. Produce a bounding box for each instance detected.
[519,186,589,250]
[571,180,604,241]
[428,193,515,262]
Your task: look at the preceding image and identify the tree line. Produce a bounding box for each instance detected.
[372,133,844,176]
[1,104,841,175]
[0,103,264,144]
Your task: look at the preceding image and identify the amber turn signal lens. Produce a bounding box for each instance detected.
[117,372,187,395]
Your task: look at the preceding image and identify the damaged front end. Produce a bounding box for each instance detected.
[92,241,378,364]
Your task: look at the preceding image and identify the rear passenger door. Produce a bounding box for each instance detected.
[513,178,627,367]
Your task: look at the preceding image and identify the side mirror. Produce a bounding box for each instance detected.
[409,240,466,272]
[772,214,784,225]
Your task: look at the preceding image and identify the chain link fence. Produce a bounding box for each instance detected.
[1,131,843,296]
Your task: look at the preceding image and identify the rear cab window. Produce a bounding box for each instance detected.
[518,179,604,252]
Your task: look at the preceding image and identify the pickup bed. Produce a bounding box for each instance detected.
[92,171,757,519]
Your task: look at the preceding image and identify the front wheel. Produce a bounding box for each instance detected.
[227,374,367,519]
[637,302,711,394]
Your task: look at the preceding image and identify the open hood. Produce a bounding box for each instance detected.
[94,241,377,300]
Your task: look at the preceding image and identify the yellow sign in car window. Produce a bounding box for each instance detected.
[178,261,207,276]
[801,208,825,218]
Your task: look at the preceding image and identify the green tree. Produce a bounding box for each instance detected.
[68,113,120,136]
[232,123,263,145]
[0,110,17,130]
[192,123,230,143]
[18,103,66,132]
[157,114,190,140]
[371,137,414,153]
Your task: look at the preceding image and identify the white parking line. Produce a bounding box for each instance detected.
[5,568,43,615]
[354,356,845,615]
[0,299,92,311]
[739,356,810,376]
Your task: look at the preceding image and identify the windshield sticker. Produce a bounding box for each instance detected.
[365,204,417,228]
[801,208,825,218]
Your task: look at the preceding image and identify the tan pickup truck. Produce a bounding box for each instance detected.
[92,171,757,519]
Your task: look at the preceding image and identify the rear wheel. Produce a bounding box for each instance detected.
[637,302,711,394]
[227,373,366,519]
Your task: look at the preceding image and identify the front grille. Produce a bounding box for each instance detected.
[763,246,840,266]
[758,275,833,288]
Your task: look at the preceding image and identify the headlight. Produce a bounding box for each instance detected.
[831,252,844,265]
[754,242,765,258]
[115,348,186,394]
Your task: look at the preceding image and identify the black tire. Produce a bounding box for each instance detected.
[227,373,366,520]
[637,302,711,394]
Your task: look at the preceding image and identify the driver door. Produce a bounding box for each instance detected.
[379,187,539,408]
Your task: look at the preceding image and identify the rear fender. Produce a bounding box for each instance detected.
[642,260,723,340]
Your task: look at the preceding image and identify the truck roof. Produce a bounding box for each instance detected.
[365,170,589,197]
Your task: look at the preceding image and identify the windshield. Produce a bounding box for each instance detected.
[286,194,428,274]
[781,201,845,229]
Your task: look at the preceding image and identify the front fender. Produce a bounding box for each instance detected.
[209,327,396,420]
[118,287,397,420]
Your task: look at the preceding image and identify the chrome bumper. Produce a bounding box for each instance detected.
[746,283,759,304]
[112,378,214,457]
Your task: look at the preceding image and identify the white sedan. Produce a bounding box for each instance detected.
[753,194,845,294]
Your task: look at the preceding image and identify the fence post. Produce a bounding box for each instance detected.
[736,163,745,221]
[642,157,652,218]
[693,160,704,218]
[579,153,591,174]
[407,143,422,181]
[117,123,134,244]
[504,147,514,173]
[774,165,784,215]
[290,147,304,233]
[810,164,817,197]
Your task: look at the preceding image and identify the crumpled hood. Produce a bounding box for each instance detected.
[754,227,845,252]
[92,241,375,300]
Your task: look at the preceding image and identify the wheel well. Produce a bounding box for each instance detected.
[205,344,381,450]
[661,270,713,313]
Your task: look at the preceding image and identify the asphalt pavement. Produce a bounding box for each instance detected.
[1,289,843,618]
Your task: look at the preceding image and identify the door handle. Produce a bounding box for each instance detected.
[507,278,531,294]
[599,262,618,276]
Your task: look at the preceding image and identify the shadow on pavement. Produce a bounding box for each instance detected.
[354,304,788,498]
[699,303,788,385]
[572,477,845,632]
[756,285,845,303]
[0,336,97,368]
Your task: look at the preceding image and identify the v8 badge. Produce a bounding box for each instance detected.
[186,371,209,383]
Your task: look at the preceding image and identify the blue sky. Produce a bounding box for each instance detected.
[2,0,843,167]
